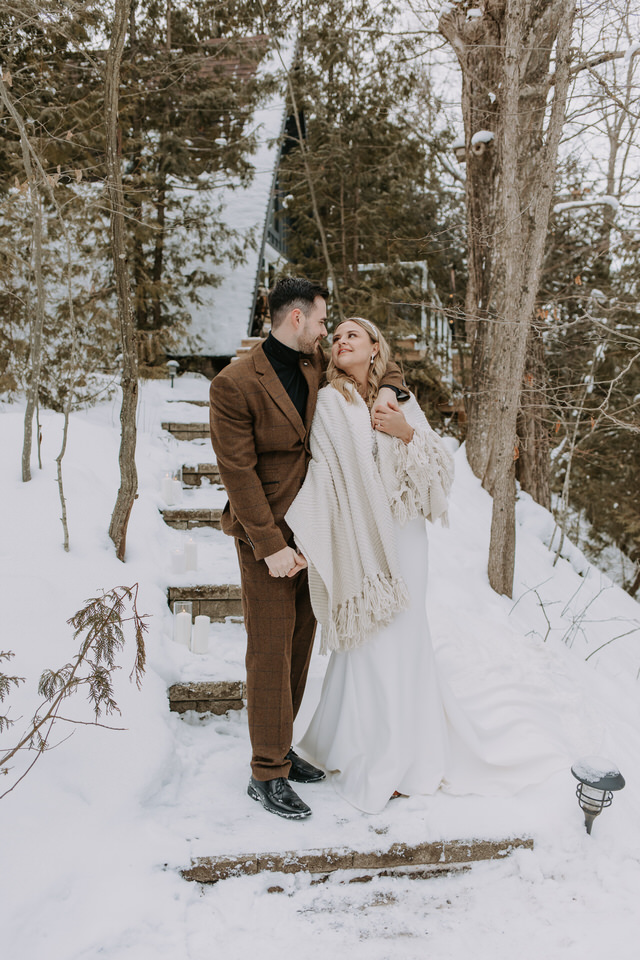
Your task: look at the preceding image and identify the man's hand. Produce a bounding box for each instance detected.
[265,545,307,578]
[286,552,308,577]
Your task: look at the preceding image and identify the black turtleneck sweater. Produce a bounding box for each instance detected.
[262,332,309,421]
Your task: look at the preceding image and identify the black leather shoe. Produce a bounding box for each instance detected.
[247,776,312,820]
[286,748,326,784]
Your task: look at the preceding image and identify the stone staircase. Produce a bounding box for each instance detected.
[162,421,210,441]
[183,837,534,884]
[162,409,244,718]
[168,680,245,716]
[162,506,224,530]
[182,462,221,486]
[234,336,264,359]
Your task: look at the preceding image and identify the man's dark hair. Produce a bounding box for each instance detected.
[268,276,329,328]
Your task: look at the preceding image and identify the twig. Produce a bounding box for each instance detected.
[585,626,640,662]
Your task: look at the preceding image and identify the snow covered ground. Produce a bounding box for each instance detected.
[1,374,640,959]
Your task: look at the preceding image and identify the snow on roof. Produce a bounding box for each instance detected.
[180,37,295,357]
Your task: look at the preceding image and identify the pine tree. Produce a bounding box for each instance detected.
[276,0,464,416]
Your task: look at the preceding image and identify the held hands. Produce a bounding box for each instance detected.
[371,392,414,444]
[265,545,308,578]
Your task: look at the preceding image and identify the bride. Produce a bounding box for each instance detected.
[285,317,566,815]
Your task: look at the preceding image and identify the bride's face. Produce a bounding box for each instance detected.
[331,321,378,374]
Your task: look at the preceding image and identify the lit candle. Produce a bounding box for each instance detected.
[191,615,210,654]
[161,473,175,505]
[174,610,191,646]
[172,478,183,504]
[184,537,198,571]
[171,548,186,574]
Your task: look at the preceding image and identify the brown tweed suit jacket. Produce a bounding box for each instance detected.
[209,340,406,561]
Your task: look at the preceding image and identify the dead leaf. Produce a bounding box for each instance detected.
[2,69,12,87]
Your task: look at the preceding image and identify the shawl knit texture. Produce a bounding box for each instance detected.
[285,385,454,653]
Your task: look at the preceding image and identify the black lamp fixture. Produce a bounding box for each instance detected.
[167,359,180,388]
[571,757,625,835]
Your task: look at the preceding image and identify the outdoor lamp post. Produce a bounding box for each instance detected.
[167,359,180,387]
[571,757,625,835]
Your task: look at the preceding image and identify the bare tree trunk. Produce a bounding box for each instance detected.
[0,74,46,483]
[516,321,551,508]
[151,179,166,335]
[106,0,138,562]
[55,239,80,552]
[440,0,576,595]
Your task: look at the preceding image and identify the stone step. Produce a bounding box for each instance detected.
[182,837,533,884]
[168,584,242,620]
[161,507,223,530]
[162,421,210,441]
[168,680,245,715]
[235,336,265,359]
[182,462,221,487]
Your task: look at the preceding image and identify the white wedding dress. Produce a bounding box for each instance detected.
[298,515,567,814]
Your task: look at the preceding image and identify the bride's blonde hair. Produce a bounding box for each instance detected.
[326,316,391,405]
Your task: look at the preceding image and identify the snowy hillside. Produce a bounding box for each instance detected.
[1,375,640,960]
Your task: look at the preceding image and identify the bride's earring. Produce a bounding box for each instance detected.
[370,354,375,365]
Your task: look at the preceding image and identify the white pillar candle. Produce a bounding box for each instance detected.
[171,478,183,504]
[191,615,210,654]
[171,548,186,574]
[161,474,175,505]
[184,538,198,571]
[174,610,191,646]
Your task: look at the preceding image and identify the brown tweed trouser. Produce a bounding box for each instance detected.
[236,539,317,781]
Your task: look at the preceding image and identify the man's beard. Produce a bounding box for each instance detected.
[298,332,321,355]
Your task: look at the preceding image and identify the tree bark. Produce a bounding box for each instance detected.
[106,0,138,562]
[516,320,551,508]
[440,0,576,595]
[0,74,46,484]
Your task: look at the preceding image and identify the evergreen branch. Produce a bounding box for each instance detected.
[0,651,25,735]
[0,585,148,800]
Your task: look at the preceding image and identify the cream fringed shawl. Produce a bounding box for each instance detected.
[285,385,454,654]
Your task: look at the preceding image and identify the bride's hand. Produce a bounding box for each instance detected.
[370,387,397,426]
[373,401,414,444]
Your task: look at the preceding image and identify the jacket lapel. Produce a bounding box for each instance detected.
[301,352,322,434]
[253,344,306,440]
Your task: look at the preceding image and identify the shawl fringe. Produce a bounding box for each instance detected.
[320,574,410,654]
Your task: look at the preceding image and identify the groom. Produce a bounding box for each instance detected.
[209,277,406,820]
